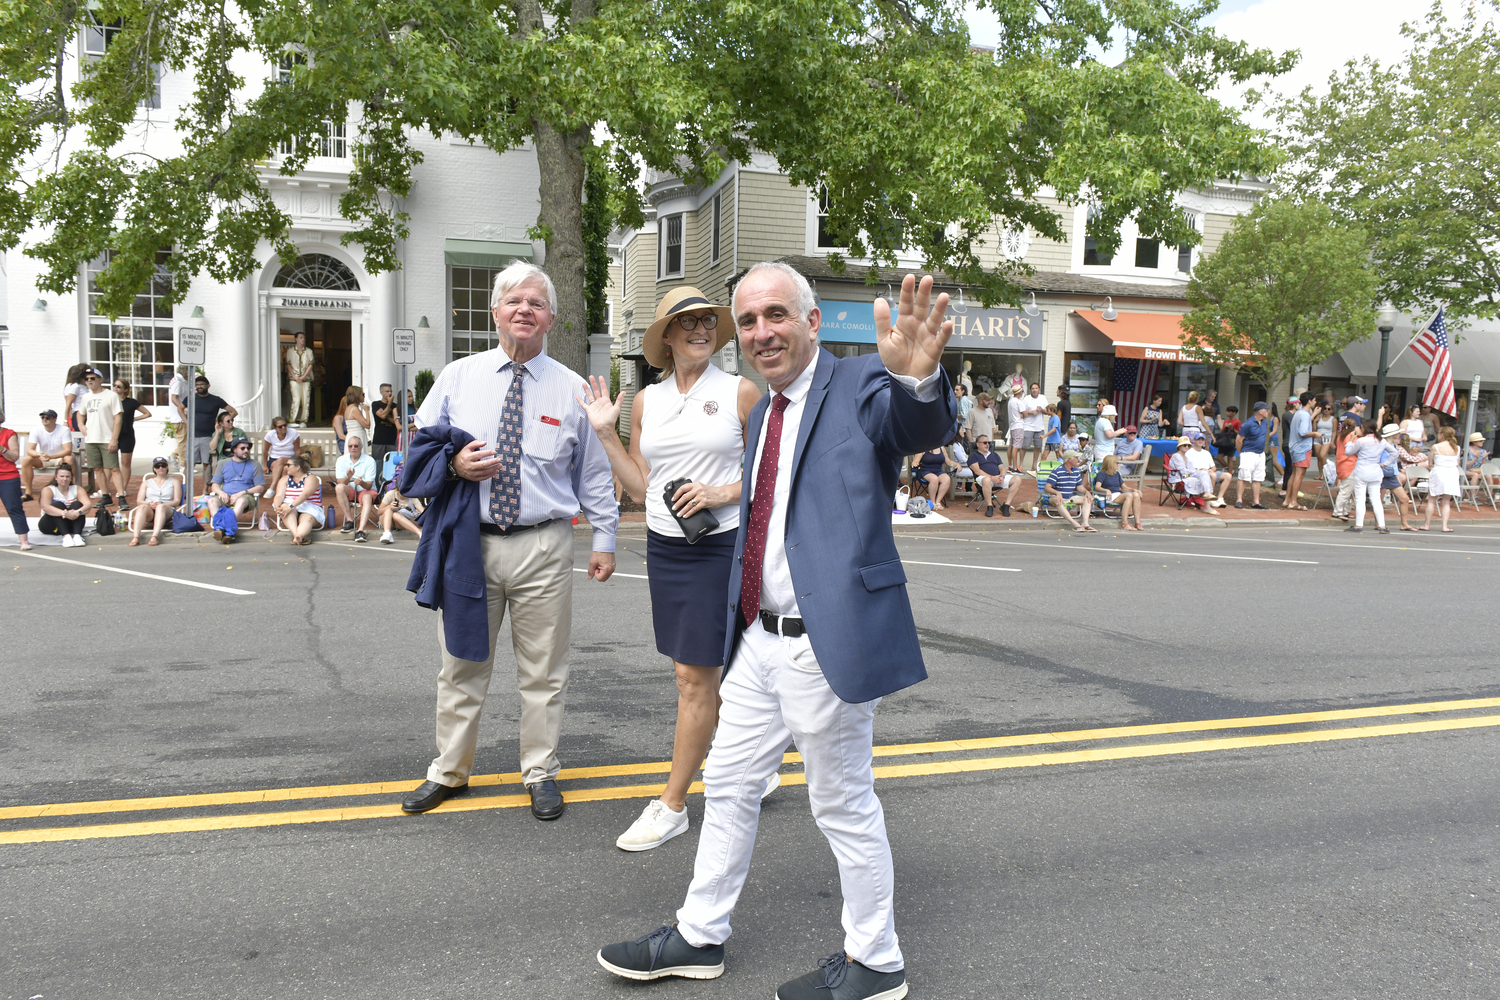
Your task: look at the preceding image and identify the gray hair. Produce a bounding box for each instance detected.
[732,261,817,320]
[490,261,558,314]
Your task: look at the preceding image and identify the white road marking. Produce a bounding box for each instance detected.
[311,544,650,579]
[898,534,1318,565]
[573,567,650,580]
[902,559,1021,573]
[1194,531,1500,557]
[15,550,256,595]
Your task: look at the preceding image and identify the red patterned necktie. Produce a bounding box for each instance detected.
[739,393,790,628]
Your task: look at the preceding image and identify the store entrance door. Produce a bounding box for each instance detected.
[278,317,353,425]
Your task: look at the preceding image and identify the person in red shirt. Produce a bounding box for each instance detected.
[0,408,32,549]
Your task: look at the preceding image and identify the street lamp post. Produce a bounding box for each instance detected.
[1372,305,1397,428]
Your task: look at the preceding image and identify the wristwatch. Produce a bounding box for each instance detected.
[446,457,458,481]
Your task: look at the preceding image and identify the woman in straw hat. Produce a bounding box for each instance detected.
[579,286,765,852]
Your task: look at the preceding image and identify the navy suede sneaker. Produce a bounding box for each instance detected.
[597,923,724,981]
[776,952,907,1000]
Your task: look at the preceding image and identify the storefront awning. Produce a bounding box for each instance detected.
[1072,309,1254,364]
[1338,325,1500,385]
[443,239,533,268]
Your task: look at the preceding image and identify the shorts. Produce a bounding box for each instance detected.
[192,438,213,465]
[979,474,1014,491]
[342,485,377,504]
[1238,450,1266,482]
[1292,454,1311,469]
[293,499,326,527]
[1008,427,1025,446]
[84,442,120,469]
[1021,430,1043,449]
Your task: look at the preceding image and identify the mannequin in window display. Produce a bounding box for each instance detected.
[999,362,1028,401]
[284,331,315,425]
[959,360,974,397]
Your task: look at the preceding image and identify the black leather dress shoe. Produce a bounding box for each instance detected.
[401,779,468,814]
[528,778,565,820]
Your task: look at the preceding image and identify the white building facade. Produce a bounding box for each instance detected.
[1,35,545,459]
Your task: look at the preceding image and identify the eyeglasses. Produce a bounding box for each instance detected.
[501,296,551,313]
[674,313,718,332]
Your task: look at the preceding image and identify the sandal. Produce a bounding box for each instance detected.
[148,535,159,545]
[129,536,140,546]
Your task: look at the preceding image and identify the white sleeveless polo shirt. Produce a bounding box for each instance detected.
[638,364,746,537]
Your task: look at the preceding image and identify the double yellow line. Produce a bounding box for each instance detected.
[3,697,1497,846]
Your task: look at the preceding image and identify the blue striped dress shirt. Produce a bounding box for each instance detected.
[415,347,618,552]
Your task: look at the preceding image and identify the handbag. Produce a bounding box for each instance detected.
[94,506,116,536]
[172,509,203,533]
[662,478,719,544]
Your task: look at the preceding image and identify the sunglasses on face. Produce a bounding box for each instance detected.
[674,313,718,332]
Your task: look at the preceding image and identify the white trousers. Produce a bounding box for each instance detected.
[288,380,311,423]
[1352,475,1386,528]
[1184,470,1214,496]
[676,622,903,973]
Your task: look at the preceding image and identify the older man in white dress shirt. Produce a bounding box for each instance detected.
[401,261,618,822]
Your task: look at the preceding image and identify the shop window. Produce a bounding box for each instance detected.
[1082,206,1114,266]
[659,214,683,278]
[274,253,360,290]
[711,191,723,264]
[816,187,838,249]
[86,250,175,406]
[1134,239,1159,269]
[450,265,503,359]
[1176,214,1199,274]
[82,12,161,108]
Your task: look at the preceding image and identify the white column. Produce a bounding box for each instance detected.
[367,267,401,396]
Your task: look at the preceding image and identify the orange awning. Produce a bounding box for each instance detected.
[1072,309,1214,361]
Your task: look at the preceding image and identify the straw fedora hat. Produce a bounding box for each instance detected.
[643,286,735,369]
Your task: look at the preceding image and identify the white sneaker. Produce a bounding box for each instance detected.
[762,771,781,798]
[616,799,689,852]
[379,530,394,544]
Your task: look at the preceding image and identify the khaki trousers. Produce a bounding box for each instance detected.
[429,520,575,787]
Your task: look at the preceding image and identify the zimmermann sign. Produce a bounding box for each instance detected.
[276,297,354,310]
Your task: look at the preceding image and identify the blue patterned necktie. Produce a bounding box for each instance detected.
[488,362,527,528]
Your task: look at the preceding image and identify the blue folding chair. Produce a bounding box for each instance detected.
[379,450,403,490]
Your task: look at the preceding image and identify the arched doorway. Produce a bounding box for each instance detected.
[274,253,360,425]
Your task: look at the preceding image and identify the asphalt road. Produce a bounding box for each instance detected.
[2,521,1498,999]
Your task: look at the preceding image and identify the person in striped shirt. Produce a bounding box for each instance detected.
[1044,450,1095,531]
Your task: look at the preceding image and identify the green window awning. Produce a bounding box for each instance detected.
[443,239,533,269]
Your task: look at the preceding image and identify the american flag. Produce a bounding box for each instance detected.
[1411,308,1456,416]
[1112,357,1161,429]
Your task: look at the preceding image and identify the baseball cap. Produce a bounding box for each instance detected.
[152,456,170,468]
[1287,395,1300,404]
[39,408,57,419]
[1124,424,1138,433]
[1062,449,1082,461]
[1251,401,1269,413]
[231,437,251,450]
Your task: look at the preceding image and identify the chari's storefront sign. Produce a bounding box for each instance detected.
[819,300,1042,350]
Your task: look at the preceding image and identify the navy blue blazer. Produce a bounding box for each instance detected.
[724,349,958,703]
[399,423,490,662]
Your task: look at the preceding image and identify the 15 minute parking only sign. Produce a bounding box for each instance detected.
[392,328,416,366]
[178,327,206,365]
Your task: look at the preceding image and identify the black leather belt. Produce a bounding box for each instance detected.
[758,609,806,638]
[479,518,557,537]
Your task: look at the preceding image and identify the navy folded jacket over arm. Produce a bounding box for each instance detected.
[399,423,491,662]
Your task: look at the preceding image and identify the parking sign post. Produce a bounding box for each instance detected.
[178,328,206,496]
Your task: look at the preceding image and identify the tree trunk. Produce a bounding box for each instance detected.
[533,119,590,375]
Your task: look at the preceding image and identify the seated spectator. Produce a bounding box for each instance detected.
[208,437,266,543]
[38,464,95,546]
[1059,420,1083,455]
[1043,449,1096,531]
[20,409,73,502]
[1214,406,1240,470]
[262,417,301,490]
[129,457,180,546]
[968,435,1021,517]
[912,445,955,509]
[1187,433,1231,507]
[378,469,424,544]
[334,436,377,542]
[1094,454,1143,530]
[272,454,324,546]
[1115,425,1145,477]
[1465,433,1492,487]
[1168,437,1213,512]
[207,411,247,482]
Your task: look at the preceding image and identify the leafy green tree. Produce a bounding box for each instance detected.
[1180,198,1378,396]
[1269,2,1500,320]
[2,0,1291,374]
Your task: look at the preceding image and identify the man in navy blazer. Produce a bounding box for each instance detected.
[600,263,956,1000]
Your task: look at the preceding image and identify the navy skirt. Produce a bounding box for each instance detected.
[647,527,738,667]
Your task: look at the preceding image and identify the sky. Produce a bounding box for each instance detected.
[963,0,1488,117]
